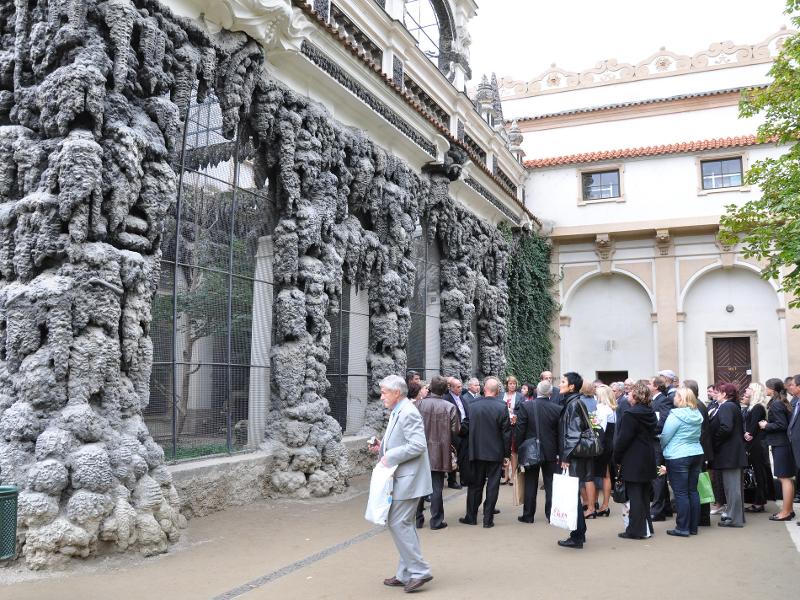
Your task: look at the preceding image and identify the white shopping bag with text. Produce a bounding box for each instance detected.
[364,462,398,525]
[550,469,579,531]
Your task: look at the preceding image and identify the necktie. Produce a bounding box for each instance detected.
[454,394,465,420]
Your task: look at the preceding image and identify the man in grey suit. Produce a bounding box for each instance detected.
[369,375,434,593]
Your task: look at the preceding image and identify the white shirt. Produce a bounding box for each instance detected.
[595,403,613,431]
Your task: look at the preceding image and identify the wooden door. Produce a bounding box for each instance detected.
[712,337,752,391]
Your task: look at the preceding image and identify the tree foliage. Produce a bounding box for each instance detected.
[501,224,558,384]
[719,0,800,308]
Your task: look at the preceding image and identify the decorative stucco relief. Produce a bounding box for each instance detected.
[498,27,794,99]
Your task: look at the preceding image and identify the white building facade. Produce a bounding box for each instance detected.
[502,27,799,392]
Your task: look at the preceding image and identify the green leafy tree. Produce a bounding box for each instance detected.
[719,1,800,308]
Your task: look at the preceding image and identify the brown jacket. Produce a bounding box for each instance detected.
[415,394,460,472]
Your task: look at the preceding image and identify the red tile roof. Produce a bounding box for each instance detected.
[524,135,769,168]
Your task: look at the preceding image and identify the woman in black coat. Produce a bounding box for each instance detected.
[759,378,797,521]
[710,383,748,527]
[557,371,593,549]
[614,380,657,540]
[742,383,775,513]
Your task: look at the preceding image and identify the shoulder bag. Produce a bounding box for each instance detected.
[518,401,544,468]
[612,467,628,503]
[571,400,604,459]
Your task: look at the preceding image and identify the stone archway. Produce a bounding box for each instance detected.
[562,272,655,381]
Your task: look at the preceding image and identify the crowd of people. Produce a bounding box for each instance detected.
[370,368,800,591]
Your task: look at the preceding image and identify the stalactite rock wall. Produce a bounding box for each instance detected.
[0,0,512,569]
[0,0,258,569]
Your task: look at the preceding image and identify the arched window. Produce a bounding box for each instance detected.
[404,0,442,62]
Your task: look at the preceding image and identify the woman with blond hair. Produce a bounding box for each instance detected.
[742,382,774,513]
[660,386,704,536]
[594,385,617,517]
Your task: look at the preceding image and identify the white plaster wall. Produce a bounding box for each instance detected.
[503,62,772,122]
[523,105,761,159]
[682,267,781,394]
[527,145,782,229]
[563,274,655,380]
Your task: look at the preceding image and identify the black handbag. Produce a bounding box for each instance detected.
[571,400,604,459]
[518,402,543,468]
[612,468,628,503]
[743,465,757,490]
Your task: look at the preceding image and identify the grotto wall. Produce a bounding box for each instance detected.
[0,0,260,568]
[0,0,513,569]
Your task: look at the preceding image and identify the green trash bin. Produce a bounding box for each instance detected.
[0,486,18,560]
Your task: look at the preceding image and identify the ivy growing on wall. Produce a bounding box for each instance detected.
[501,224,558,384]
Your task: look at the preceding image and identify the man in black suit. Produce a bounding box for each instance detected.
[459,377,511,528]
[515,381,562,523]
[787,374,800,505]
[649,375,674,521]
[540,371,562,405]
[463,378,481,403]
[445,377,469,489]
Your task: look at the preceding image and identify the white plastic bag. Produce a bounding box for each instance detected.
[364,462,397,525]
[550,469,579,531]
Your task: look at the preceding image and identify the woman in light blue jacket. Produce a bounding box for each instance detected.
[660,387,704,537]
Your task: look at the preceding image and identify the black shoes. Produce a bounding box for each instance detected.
[717,521,743,528]
[666,529,689,537]
[447,482,463,490]
[557,538,584,549]
[596,508,610,517]
[458,517,477,525]
[650,515,666,522]
[769,512,795,521]
[517,516,534,523]
[618,532,645,540]
[483,522,494,528]
[430,522,448,530]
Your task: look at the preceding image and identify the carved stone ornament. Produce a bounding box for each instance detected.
[198,0,314,52]
[595,233,614,260]
[655,228,672,256]
[496,27,794,99]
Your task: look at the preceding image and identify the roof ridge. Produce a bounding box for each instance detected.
[511,85,766,122]
[524,134,773,168]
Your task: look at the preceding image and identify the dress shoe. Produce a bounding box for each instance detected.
[597,508,611,517]
[584,511,597,519]
[689,530,698,535]
[383,577,405,587]
[430,522,448,530]
[666,529,689,537]
[769,512,795,521]
[415,520,424,529]
[517,516,534,523]
[618,532,645,540]
[404,575,433,593]
[447,482,462,490]
[717,521,743,528]
[483,521,494,528]
[557,538,584,549]
[458,517,477,525]
[744,505,765,513]
[650,515,666,522]
[493,509,501,514]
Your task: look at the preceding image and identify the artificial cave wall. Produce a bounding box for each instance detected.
[0,0,511,569]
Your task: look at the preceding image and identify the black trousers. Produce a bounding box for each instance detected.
[416,471,445,528]
[465,460,502,525]
[627,481,653,537]
[650,445,672,518]
[570,486,587,542]
[522,461,556,521]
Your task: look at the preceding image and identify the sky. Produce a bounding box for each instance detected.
[468,0,792,84]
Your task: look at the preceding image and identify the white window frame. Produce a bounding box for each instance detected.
[577,164,625,206]
[696,153,750,196]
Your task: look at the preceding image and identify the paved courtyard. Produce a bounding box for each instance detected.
[2,475,798,600]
